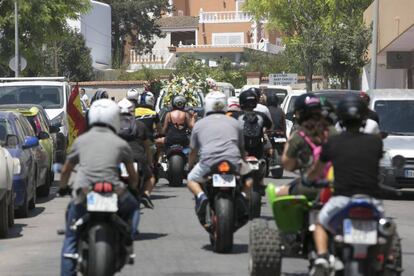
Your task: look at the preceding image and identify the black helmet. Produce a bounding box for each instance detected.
[267,93,279,107]
[91,89,109,105]
[337,95,368,127]
[319,97,337,125]
[294,93,321,124]
[172,95,187,110]
[240,88,258,109]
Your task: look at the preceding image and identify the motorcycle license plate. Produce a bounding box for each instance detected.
[343,219,377,245]
[404,169,414,178]
[212,174,236,187]
[273,137,287,143]
[249,163,259,170]
[87,192,118,213]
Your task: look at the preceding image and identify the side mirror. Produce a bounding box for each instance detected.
[38,131,50,140]
[23,136,39,149]
[381,131,388,139]
[49,125,60,134]
[5,134,18,148]
[52,122,62,128]
[286,112,294,121]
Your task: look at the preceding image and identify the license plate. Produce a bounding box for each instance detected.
[404,169,414,178]
[87,192,118,212]
[212,174,236,187]
[273,137,287,143]
[343,219,377,245]
[249,163,259,170]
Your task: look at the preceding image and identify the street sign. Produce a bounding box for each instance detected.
[386,52,413,69]
[269,73,298,86]
[8,56,27,72]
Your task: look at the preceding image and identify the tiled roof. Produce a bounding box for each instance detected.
[156,16,199,29]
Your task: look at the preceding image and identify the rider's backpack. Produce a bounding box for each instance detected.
[241,112,263,149]
[119,114,138,141]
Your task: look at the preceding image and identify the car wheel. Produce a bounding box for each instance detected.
[16,191,29,218]
[8,191,14,227]
[0,196,9,239]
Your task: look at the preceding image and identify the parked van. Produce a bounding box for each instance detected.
[241,84,292,103]
[0,77,71,162]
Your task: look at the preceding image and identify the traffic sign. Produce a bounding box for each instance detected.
[8,56,27,72]
[269,73,298,86]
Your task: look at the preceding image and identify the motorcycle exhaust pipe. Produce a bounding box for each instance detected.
[378,218,396,237]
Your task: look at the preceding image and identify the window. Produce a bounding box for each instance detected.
[212,33,244,45]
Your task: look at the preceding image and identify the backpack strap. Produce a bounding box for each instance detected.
[298,131,317,150]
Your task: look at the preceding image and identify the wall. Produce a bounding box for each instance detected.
[198,22,252,45]
[190,0,238,15]
[173,0,190,16]
[362,63,407,91]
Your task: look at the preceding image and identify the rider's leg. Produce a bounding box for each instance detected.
[118,190,140,240]
[314,223,329,255]
[187,163,210,225]
[61,201,87,276]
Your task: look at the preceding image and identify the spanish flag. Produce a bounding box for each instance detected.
[67,84,87,150]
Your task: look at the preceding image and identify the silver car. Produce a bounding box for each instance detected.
[368,89,414,188]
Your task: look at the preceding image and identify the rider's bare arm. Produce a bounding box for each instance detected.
[306,160,326,181]
[144,139,152,165]
[187,112,196,130]
[60,160,75,188]
[188,148,198,169]
[282,141,297,171]
[162,112,170,135]
[125,162,138,190]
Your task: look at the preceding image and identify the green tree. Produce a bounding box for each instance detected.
[245,0,331,91]
[100,0,171,68]
[0,0,90,76]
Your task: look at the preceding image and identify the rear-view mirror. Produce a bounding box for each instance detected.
[23,136,39,149]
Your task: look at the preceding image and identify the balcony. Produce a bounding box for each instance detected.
[129,49,176,69]
[199,10,253,24]
[177,41,284,55]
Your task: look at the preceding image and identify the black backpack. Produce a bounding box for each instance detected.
[241,112,263,149]
[119,114,138,141]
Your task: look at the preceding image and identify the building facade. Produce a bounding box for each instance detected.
[129,0,283,70]
[363,0,414,90]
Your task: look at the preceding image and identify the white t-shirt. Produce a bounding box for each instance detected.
[254,103,273,124]
[81,94,89,103]
[335,119,380,135]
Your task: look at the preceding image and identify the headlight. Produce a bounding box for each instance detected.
[50,111,65,128]
[380,151,392,167]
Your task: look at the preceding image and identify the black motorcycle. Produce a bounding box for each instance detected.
[203,160,248,253]
[166,144,190,187]
[267,130,286,179]
[66,182,133,276]
[245,156,267,219]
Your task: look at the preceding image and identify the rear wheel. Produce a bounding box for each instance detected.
[168,155,185,187]
[382,233,403,276]
[249,189,262,219]
[212,196,234,253]
[37,170,53,197]
[29,184,36,210]
[88,224,116,276]
[271,168,284,179]
[16,191,29,218]
[8,191,14,227]
[0,196,9,239]
[249,219,282,276]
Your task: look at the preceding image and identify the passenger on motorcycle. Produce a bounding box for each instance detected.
[306,95,384,274]
[161,95,196,148]
[276,93,336,197]
[59,99,140,276]
[226,96,242,119]
[267,93,286,136]
[118,98,154,209]
[126,88,140,108]
[187,91,250,226]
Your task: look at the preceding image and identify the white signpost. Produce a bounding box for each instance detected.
[269,73,298,86]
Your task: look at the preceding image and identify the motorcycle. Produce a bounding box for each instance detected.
[65,182,134,276]
[245,156,267,219]
[267,131,286,179]
[203,160,248,253]
[166,144,190,187]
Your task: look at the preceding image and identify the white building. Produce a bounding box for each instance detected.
[68,1,112,70]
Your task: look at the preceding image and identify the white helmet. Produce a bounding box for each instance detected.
[118,98,135,114]
[227,96,240,111]
[139,91,155,107]
[126,88,139,101]
[204,91,227,115]
[88,99,121,133]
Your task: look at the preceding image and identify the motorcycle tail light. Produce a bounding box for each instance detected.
[93,182,113,193]
[103,182,113,193]
[94,182,104,193]
[348,207,375,219]
[377,254,385,264]
[218,161,230,173]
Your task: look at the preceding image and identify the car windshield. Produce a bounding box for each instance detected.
[374,100,414,135]
[264,88,288,103]
[315,91,358,107]
[159,91,204,109]
[0,85,63,109]
[0,119,12,144]
[285,95,299,120]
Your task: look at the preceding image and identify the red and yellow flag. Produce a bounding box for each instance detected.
[67,84,87,150]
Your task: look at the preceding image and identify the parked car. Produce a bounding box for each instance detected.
[0,77,71,163]
[281,89,306,137]
[0,144,19,238]
[241,84,292,104]
[0,111,39,217]
[368,89,414,188]
[0,105,59,196]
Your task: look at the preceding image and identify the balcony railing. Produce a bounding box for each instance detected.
[199,10,253,23]
[129,49,171,64]
[177,42,284,54]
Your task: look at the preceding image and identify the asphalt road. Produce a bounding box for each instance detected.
[0,173,412,276]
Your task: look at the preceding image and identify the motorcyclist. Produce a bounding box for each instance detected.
[118,98,154,209]
[267,92,287,136]
[276,93,335,197]
[126,88,140,108]
[59,99,140,276]
[187,91,250,226]
[248,87,273,124]
[306,95,384,274]
[90,89,109,105]
[226,96,242,119]
[360,91,380,124]
[161,95,196,148]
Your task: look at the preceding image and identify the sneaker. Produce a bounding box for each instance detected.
[195,194,209,225]
[310,256,330,276]
[141,194,154,209]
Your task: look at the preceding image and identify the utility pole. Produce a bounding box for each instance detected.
[370,0,379,89]
[14,0,20,77]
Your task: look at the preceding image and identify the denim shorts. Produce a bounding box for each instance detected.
[318,195,384,230]
[187,163,211,183]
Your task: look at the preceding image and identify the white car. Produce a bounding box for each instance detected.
[241,84,292,104]
[0,144,19,238]
[281,89,306,137]
[0,77,71,162]
[368,89,414,188]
